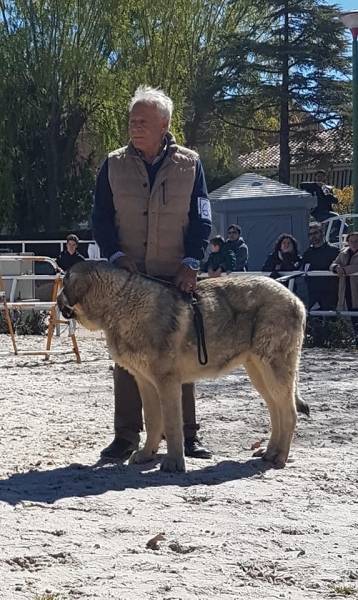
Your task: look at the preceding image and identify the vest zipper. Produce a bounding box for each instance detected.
[162,181,166,204]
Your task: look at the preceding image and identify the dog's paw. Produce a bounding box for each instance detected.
[253,447,287,469]
[160,454,186,473]
[128,449,155,465]
[252,447,265,458]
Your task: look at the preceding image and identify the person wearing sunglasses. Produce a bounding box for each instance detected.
[301,222,339,311]
[226,224,248,271]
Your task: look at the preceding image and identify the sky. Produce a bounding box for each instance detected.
[332,0,358,10]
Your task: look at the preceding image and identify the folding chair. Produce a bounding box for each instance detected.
[0,264,81,363]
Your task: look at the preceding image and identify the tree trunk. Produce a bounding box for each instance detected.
[44,131,61,232]
[184,101,202,148]
[48,165,60,231]
[278,0,290,185]
[43,98,61,232]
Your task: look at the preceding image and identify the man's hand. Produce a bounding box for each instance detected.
[335,265,345,277]
[174,263,198,292]
[113,255,138,273]
[208,267,221,278]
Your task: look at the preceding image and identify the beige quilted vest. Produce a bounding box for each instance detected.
[107,133,198,276]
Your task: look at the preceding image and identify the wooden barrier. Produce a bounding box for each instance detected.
[0,256,81,363]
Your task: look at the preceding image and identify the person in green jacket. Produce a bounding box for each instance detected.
[201,235,236,277]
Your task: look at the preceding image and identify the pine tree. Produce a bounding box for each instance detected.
[220,0,350,183]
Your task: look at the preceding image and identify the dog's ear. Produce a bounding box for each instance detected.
[63,270,91,306]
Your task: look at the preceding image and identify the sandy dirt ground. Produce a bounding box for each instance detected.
[0,331,358,600]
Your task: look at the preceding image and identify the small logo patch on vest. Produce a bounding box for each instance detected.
[198,197,211,221]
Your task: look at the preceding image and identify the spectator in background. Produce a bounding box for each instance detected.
[300,170,339,222]
[201,235,236,277]
[56,234,85,272]
[330,232,358,346]
[226,224,248,271]
[262,234,301,274]
[301,222,339,310]
[262,233,301,292]
[300,170,346,241]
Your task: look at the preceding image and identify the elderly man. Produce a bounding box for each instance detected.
[92,85,212,461]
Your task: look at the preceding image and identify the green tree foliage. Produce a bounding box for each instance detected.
[0,0,258,234]
[0,0,352,233]
[219,0,351,183]
[0,0,132,233]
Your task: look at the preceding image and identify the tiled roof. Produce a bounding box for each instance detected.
[237,129,352,171]
[209,172,311,201]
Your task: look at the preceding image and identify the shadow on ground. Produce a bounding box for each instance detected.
[0,457,273,505]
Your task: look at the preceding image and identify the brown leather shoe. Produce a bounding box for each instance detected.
[184,436,212,459]
[100,438,138,461]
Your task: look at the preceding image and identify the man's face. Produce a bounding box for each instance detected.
[67,240,77,255]
[309,228,324,247]
[211,243,220,253]
[129,103,169,153]
[314,172,326,185]
[348,235,358,253]
[227,227,239,241]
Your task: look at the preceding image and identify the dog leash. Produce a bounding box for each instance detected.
[189,291,208,366]
[138,272,208,365]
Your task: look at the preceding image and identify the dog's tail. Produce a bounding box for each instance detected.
[296,396,310,417]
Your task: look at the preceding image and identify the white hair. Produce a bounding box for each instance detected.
[129,85,173,122]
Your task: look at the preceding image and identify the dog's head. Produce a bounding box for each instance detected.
[57,260,108,330]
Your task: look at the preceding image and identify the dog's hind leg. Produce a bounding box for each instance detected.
[244,357,281,458]
[155,372,186,473]
[295,377,310,416]
[253,355,297,468]
[128,375,163,465]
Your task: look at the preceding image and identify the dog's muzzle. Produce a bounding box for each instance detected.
[57,292,76,320]
[61,305,76,320]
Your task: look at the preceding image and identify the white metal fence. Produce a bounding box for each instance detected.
[1,255,358,319]
[207,270,358,317]
[0,239,95,255]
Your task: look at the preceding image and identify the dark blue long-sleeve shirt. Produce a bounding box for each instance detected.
[91,155,211,262]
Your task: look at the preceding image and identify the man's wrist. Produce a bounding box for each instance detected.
[182,257,200,270]
[109,251,126,263]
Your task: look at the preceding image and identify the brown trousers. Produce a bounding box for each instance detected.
[113,365,199,444]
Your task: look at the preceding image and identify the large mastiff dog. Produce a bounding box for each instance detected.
[58,261,308,473]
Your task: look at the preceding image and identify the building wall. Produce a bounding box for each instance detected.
[213,201,313,271]
[251,166,353,190]
[291,166,352,189]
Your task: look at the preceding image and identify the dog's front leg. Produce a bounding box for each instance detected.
[128,375,163,465]
[156,374,186,473]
